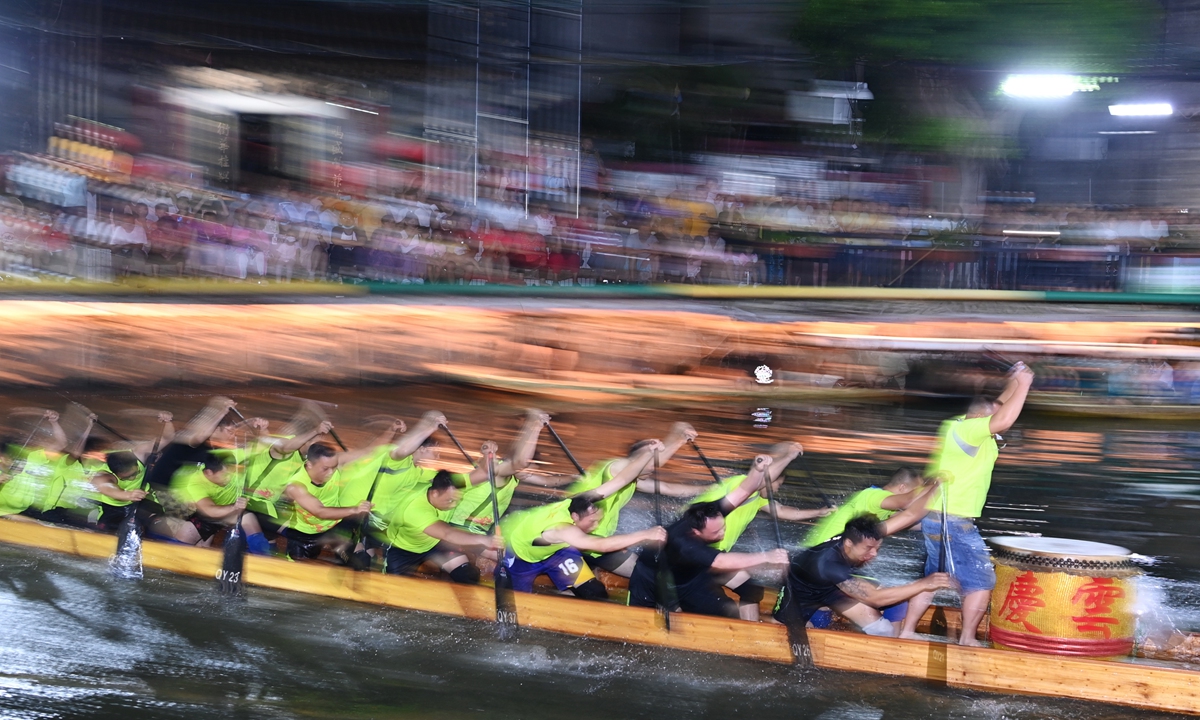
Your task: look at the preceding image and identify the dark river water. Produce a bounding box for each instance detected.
[1,383,1198,719]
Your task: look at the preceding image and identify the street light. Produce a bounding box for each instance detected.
[1108,103,1172,117]
[1000,74,1094,99]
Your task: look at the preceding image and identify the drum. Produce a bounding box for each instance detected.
[987,536,1139,657]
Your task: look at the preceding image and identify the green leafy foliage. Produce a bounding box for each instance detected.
[797,0,1159,71]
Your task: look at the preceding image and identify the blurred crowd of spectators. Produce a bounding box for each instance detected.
[2,174,1199,289]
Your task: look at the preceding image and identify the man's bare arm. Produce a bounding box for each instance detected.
[284,483,372,520]
[768,503,834,522]
[837,573,954,608]
[542,523,665,554]
[990,364,1034,434]
[424,520,503,551]
[710,548,788,572]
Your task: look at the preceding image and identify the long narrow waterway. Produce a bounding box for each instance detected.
[1,384,1198,719]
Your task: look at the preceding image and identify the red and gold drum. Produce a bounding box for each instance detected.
[987,536,1139,657]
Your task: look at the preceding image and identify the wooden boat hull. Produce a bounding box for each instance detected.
[2,519,1199,716]
[1028,394,1200,420]
[423,363,899,405]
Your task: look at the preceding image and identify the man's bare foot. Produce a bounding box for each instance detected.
[958,637,983,647]
[897,630,921,640]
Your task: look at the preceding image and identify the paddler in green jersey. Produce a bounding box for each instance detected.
[804,467,938,548]
[501,492,667,601]
[566,422,706,577]
[686,441,834,621]
[0,411,65,518]
[92,451,149,530]
[384,470,502,583]
[153,452,252,545]
[241,417,345,545]
[445,409,561,534]
[28,413,98,527]
[280,442,373,561]
[900,362,1034,647]
[91,412,175,532]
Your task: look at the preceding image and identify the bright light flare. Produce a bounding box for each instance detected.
[1001,74,1082,99]
[1109,103,1173,117]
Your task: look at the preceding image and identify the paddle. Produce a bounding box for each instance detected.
[543,421,585,476]
[792,453,836,509]
[218,428,250,596]
[485,446,519,641]
[652,447,675,631]
[439,425,477,469]
[760,459,785,550]
[112,412,171,580]
[688,439,722,484]
[348,455,390,570]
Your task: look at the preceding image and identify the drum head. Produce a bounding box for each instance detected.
[988,536,1131,561]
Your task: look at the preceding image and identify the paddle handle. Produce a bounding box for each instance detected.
[652,448,662,526]
[792,454,836,508]
[440,424,478,469]
[92,417,131,443]
[328,428,349,452]
[689,439,722,484]
[544,421,585,475]
[760,460,785,549]
[485,449,503,536]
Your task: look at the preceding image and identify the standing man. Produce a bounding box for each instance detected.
[899,362,1034,645]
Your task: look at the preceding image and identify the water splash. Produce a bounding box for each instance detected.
[108,529,143,580]
[1133,575,1180,649]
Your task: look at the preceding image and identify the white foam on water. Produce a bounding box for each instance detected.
[108,531,143,580]
[1133,575,1181,646]
[814,702,884,720]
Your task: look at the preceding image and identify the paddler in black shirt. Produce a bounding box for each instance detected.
[628,454,789,618]
[776,515,955,636]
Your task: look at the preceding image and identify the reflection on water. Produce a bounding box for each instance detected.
[2,384,1200,718]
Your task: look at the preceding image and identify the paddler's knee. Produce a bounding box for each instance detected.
[570,578,608,601]
[449,564,480,584]
[862,617,894,637]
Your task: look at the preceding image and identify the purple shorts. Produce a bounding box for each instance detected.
[505,547,595,592]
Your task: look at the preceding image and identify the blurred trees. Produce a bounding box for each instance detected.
[796,0,1161,188]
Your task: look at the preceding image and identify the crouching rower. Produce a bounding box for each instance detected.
[92,413,175,532]
[152,452,262,545]
[384,470,502,583]
[803,467,934,548]
[501,446,668,600]
[775,515,955,636]
[688,441,834,620]
[279,442,372,560]
[628,454,788,618]
[566,423,704,578]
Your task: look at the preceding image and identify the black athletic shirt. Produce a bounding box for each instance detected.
[143,441,213,489]
[783,538,854,612]
[629,508,726,607]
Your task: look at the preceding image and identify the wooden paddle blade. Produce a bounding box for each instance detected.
[654,556,676,632]
[494,559,519,641]
[784,619,815,669]
[110,514,144,580]
[217,523,247,596]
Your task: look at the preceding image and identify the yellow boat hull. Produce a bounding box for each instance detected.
[1,520,1199,715]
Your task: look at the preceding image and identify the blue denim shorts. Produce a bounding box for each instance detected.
[922,514,996,593]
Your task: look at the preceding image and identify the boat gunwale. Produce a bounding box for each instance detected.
[0,519,1199,715]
